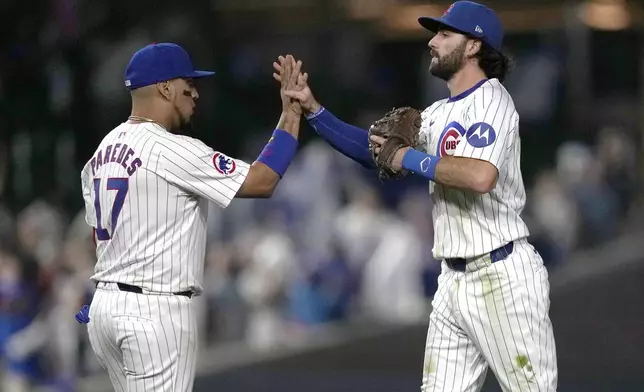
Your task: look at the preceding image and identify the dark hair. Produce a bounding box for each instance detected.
[474,42,514,83]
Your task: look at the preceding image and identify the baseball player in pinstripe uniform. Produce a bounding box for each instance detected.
[75,44,304,391]
[275,1,558,391]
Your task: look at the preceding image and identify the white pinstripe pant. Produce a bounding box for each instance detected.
[421,239,558,392]
[87,283,198,392]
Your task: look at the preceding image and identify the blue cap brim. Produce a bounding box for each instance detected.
[418,17,464,35]
[186,70,216,78]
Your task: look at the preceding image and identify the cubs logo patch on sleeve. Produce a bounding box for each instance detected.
[212,152,237,175]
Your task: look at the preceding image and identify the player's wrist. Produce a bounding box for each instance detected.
[305,102,324,120]
[281,110,301,138]
[282,107,301,120]
[401,148,440,181]
[307,100,322,114]
[256,129,298,178]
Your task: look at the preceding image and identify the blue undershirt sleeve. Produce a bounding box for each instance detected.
[306,107,375,169]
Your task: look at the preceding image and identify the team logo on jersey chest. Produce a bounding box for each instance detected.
[436,121,466,157]
[213,152,237,175]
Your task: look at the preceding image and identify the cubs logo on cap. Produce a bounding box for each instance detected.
[213,153,237,175]
[418,1,504,52]
[124,43,216,90]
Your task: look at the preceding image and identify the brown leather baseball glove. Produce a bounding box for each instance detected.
[368,107,422,181]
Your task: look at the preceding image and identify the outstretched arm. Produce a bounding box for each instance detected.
[306,107,374,169]
[273,57,374,169]
[156,56,303,205]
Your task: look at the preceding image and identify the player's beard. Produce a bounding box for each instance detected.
[429,40,467,81]
[178,114,193,134]
[171,104,193,134]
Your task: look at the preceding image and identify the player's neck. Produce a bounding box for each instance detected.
[129,106,172,131]
[447,67,488,99]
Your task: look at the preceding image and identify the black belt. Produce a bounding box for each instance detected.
[99,282,194,298]
[445,241,514,272]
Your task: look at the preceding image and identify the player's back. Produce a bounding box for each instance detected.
[81,122,239,294]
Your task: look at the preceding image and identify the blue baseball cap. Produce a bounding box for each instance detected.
[418,1,504,52]
[124,43,215,90]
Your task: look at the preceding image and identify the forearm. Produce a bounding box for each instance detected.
[434,156,496,193]
[402,149,497,193]
[237,161,279,198]
[276,110,301,140]
[237,114,300,198]
[306,107,374,169]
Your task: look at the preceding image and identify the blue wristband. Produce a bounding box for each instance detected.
[402,148,440,181]
[257,129,298,178]
[305,106,325,120]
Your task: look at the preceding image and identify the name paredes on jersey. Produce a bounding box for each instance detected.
[90,143,142,176]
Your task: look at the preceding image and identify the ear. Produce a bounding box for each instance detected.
[467,39,482,57]
[156,81,173,101]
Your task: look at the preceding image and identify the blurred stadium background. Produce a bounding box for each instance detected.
[1,0,644,391]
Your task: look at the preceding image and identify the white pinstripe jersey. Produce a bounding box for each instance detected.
[420,78,529,260]
[81,122,249,295]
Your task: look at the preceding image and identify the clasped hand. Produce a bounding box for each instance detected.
[369,135,409,172]
[273,55,320,115]
[275,55,305,117]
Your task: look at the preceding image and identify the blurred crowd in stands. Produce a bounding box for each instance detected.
[0,123,638,391]
[1,1,642,390]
